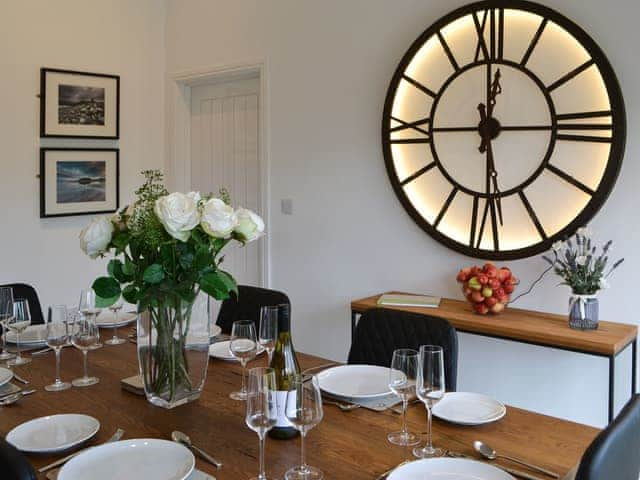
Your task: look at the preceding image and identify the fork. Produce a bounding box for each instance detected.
[323,399,361,411]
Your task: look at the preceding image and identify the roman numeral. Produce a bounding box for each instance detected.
[437,31,459,72]
[390,116,430,136]
[518,191,547,240]
[547,60,595,92]
[400,162,436,186]
[497,8,504,60]
[546,164,595,196]
[475,197,499,251]
[469,195,479,247]
[557,134,612,143]
[433,188,458,229]
[473,11,490,61]
[390,138,431,144]
[521,18,547,66]
[555,110,611,121]
[402,75,436,98]
[556,124,612,131]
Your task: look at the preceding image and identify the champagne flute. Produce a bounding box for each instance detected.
[284,374,324,480]
[45,305,71,391]
[259,306,278,364]
[245,367,278,480]
[7,299,32,366]
[79,289,102,349]
[413,345,446,459]
[229,320,258,400]
[0,287,15,360]
[387,349,420,446]
[105,298,125,345]
[71,315,100,387]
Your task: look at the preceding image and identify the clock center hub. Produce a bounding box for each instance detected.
[478,117,501,141]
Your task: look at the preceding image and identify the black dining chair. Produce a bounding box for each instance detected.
[0,438,37,480]
[0,283,45,326]
[216,285,290,334]
[574,394,640,480]
[348,308,459,391]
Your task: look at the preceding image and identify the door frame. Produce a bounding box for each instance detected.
[166,60,270,287]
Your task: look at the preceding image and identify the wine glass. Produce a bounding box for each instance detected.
[79,289,102,349]
[7,299,32,366]
[259,306,278,364]
[387,349,420,446]
[284,374,324,480]
[245,367,278,480]
[45,305,71,391]
[71,315,100,387]
[413,345,446,459]
[229,320,258,400]
[0,287,15,360]
[105,297,125,345]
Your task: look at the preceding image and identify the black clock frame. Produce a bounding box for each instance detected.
[382,0,626,260]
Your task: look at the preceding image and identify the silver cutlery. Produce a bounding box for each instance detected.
[302,362,340,374]
[375,460,410,480]
[474,441,559,478]
[172,430,222,469]
[39,428,125,473]
[323,398,361,412]
[11,372,29,385]
[0,389,36,405]
[446,450,544,480]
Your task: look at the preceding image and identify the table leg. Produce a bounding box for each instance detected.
[632,339,637,396]
[609,355,615,423]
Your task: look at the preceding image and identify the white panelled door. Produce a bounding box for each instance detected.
[190,77,262,286]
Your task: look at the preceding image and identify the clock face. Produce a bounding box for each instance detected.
[382,0,625,259]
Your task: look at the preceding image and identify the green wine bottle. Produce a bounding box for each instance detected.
[268,303,301,440]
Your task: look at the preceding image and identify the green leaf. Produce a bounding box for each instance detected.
[200,272,230,300]
[122,285,139,304]
[92,276,121,299]
[218,270,238,295]
[107,259,131,283]
[96,294,120,308]
[193,246,212,272]
[143,264,165,284]
[112,232,130,254]
[122,257,137,276]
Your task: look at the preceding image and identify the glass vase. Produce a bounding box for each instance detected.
[137,291,212,408]
[568,295,599,330]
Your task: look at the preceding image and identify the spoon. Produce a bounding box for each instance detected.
[474,440,559,478]
[172,431,222,469]
[0,389,36,406]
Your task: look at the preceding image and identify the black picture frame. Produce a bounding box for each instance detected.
[40,148,120,218]
[40,68,120,139]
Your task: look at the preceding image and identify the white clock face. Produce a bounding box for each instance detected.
[383,1,625,259]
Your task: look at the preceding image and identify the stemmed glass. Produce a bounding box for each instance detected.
[284,374,324,480]
[79,289,102,349]
[7,299,32,366]
[105,298,125,345]
[0,287,15,361]
[388,349,420,446]
[71,314,100,387]
[229,320,258,400]
[413,345,446,459]
[45,305,71,391]
[259,306,278,365]
[245,367,278,480]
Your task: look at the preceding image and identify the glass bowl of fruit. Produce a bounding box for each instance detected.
[456,263,518,315]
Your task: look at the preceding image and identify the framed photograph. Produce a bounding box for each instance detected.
[40,148,119,218]
[40,68,120,138]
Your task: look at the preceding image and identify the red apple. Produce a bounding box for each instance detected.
[490,302,505,314]
[456,268,471,283]
[504,283,515,294]
[471,291,485,303]
[484,296,498,308]
[474,303,489,315]
[488,278,501,289]
[494,287,505,298]
[470,266,481,276]
[485,264,498,278]
[497,268,511,282]
[478,274,489,285]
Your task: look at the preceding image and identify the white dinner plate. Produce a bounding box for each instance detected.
[317,365,392,399]
[59,439,195,480]
[433,392,506,425]
[388,458,514,480]
[6,414,100,454]
[95,311,137,328]
[208,340,265,361]
[0,367,13,387]
[5,324,47,345]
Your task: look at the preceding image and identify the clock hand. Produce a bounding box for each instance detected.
[487,68,502,117]
[486,140,504,226]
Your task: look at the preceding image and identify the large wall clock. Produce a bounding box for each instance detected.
[382,0,625,260]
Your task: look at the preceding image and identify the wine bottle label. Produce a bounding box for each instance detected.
[275,390,295,428]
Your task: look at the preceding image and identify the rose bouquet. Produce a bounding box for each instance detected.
[80,170,264,407]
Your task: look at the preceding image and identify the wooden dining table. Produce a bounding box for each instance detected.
[0,341,599,479]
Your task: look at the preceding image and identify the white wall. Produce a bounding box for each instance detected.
[166,0,640,427]
[0,1,166,308]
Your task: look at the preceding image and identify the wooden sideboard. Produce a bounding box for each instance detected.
[351,292,638,423]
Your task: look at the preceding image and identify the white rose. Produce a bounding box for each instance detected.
[154,192,201,242]
[201,198,238,238]
[576,255,587,266]
[552,241,564,252]
[234,207,265,243]
[80,216,114,259]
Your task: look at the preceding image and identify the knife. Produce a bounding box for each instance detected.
[39,428,125,473]
[446,451,544,480]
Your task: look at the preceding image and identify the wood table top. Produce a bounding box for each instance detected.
[352,292,638,356]
[0,342,599,479]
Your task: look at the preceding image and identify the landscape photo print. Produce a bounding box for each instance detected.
[58,85,105,125]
